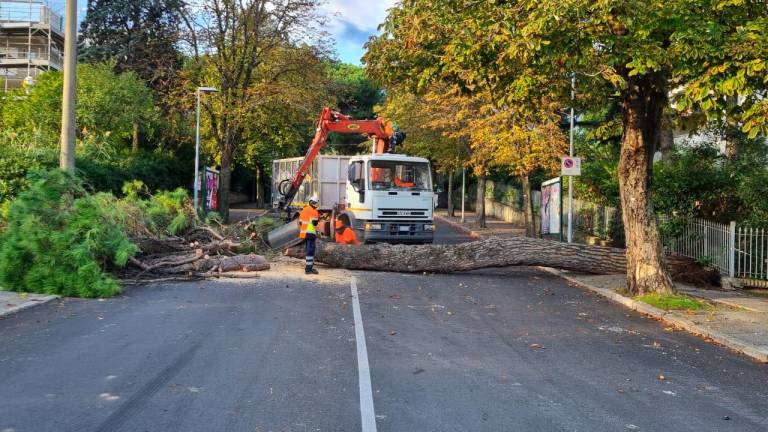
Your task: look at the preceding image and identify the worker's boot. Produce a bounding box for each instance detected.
[305,266,319,275]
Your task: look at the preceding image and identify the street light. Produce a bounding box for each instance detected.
[194,86,218,212]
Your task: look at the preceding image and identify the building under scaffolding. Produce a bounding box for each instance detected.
[0,0,63,91]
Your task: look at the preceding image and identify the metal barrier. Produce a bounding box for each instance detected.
[659,216,768,287]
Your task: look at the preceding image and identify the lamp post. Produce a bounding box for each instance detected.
[194,86,218,212]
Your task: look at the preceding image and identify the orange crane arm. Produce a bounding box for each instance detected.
[276,107,405,210]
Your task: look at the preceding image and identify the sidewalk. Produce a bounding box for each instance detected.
[436,209,768,363]
[435,209,525,238]
[0,291,58,318]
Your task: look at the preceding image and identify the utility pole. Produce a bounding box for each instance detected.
[567,74,575,243]
[59,0,77,171]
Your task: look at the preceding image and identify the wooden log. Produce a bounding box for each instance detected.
[286,237,627,274]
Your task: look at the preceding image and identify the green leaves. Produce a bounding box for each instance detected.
[0,64,159,152]
[0,171,198,297]
[0,171,135,297]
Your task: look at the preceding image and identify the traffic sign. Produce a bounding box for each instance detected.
[561,156,581,176]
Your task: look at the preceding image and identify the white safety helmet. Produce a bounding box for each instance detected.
[308,196,319,207]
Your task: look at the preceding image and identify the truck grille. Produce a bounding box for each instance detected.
[377,208,430,218]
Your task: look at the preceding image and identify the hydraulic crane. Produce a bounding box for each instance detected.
[275,107,405,213]
[268,107,435,250]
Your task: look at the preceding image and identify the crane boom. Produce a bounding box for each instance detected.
[276,107,405,210]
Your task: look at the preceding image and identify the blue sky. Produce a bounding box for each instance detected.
[74,0,394,65]
[321,0,396,65]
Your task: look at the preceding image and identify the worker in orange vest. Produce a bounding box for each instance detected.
[299,197,320,274]
[334,218,360,245]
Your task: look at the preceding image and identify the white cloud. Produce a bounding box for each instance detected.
[321,0,396,34]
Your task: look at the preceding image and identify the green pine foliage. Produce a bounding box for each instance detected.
[0,171,197,298]
[0,171,138,297]
[121,181,194,236]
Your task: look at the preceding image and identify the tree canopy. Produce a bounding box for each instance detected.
[365,0,768,294]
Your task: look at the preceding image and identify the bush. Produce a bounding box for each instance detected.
[0,145,191,203]
[0,171,138,297]
[0,170,196,297]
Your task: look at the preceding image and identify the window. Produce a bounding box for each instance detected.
[369,160,431,191]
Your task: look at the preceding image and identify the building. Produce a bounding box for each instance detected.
[0,0,63,91]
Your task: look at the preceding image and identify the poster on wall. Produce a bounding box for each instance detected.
[540,177,562,237]
[204,167,220,211]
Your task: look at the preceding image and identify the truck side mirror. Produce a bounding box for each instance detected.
[348,162,364,192]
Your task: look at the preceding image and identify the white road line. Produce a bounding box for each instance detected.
[350,276,378,432]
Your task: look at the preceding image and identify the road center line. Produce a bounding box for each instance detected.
[350,276,378,432]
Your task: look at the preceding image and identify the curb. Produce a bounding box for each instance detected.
[434,215,481,240]
[0,295,59,319]
[539,267,768,363]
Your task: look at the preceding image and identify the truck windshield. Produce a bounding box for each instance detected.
[369,160,431,191]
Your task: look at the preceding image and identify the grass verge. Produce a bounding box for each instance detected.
[635,293,707,311]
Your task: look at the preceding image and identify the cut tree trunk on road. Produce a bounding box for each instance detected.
[285,237,716,285]
[288,236,625,274]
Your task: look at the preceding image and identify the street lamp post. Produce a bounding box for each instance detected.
[194,86,218,212]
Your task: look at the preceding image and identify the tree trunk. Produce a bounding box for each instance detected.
[285,239,714,284]
[447,169,455,217]
[619,73,674,295]
[475,175,486,228]
[288,236,623,273]
[256,164,265,208]
[220,152,233,222]
[522,174,536,237]
[659,128,674,162]
[132,121,140,153]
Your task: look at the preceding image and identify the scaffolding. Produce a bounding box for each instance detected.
[0,0,64,91]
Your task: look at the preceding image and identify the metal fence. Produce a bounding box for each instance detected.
[659,216,768,287]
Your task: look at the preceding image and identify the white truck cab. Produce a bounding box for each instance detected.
[343,153,435,244]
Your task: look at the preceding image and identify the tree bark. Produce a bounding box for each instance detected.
[256,164,265,208]
[619,73,674,295]
[475,175,486,228]
[522,174,536,237]
[284,240,715,285]
[447,169,455,217]
[288,236,625,274]
[132,121,140,153]
[659,128,674,162]
[220,151,233,222]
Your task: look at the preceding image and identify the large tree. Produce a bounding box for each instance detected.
[365,0,768,294]
[181,0,329,221]
[375,85,470,216]
[1,64,158,153]
[469,98,567,237]
[79,0,183,95]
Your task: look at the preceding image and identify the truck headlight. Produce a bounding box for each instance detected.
[423,224,435,231]
[365,223,383,231]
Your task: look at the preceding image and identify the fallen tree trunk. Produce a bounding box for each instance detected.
[285,237,719,285]
[287,237,626,274]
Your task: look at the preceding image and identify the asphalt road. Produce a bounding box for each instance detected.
[1,222,767,431]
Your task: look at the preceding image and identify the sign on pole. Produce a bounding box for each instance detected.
[561,156,581,176]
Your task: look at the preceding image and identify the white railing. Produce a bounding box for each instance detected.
[659,216,768,286]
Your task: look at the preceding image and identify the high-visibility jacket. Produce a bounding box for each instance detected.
[394,177,416,188]
[299,205,320,239]
[334,219,360,245]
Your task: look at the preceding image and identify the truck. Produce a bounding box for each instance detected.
[266,107,436,249]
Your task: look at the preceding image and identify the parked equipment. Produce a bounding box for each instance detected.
[266,107,435,250]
